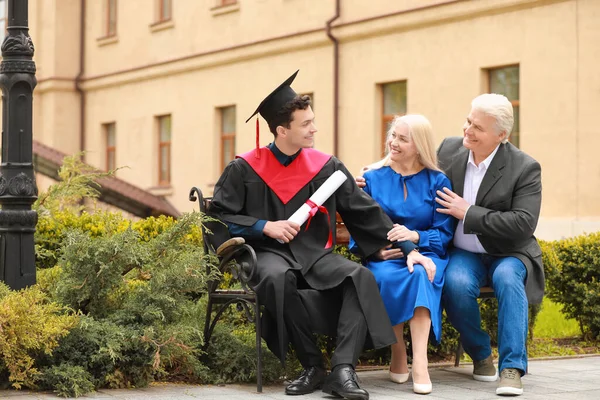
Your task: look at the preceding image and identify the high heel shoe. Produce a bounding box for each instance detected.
[413,382,432,395]
[389,370,410,384]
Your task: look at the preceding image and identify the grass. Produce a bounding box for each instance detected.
[527,298,600,358]
[534,297,581,339]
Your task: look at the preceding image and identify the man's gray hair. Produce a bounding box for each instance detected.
[471,93,514,143]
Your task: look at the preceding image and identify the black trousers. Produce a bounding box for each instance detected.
[269,270,368,369]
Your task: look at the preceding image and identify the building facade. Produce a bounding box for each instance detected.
[15,0,600,240]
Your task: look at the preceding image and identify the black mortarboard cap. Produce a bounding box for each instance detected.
[245,70,300,158]
[245,70,299,125]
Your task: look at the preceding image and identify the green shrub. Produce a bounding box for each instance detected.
[0,284,78,389]
[131,214,203,245]
[432,312,460,357]
[203,323,285,384]
[53,212,217,319]
[43,316,155,389]
[42,211,221,391]
[34,153,123,270]
[34,153,114,213]
[38,364,95,398]
[35,210,131,270]
[543,232,600,340]
[333,244,363,264]
[53,226,147,317]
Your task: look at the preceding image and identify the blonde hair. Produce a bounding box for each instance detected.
[471,93,514,144]
[363,114,441,173]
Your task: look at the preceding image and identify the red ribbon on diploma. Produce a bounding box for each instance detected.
[304,199,333,249]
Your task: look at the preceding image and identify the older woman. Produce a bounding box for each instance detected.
[351,115,454,395]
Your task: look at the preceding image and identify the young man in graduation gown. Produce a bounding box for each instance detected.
[209,70,435,400]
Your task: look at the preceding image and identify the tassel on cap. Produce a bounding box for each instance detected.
[255,117,260,158]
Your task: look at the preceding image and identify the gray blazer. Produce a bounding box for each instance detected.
[437,137,544,304]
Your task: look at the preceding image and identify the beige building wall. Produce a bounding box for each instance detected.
[30,0,82,156]
[11,0,600,240]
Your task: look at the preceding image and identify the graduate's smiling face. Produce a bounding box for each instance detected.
[278,106,317,151]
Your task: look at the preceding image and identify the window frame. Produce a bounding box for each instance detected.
[157,0,172,23]
[157,115,172,186]
[105,0,117,38]
[380,81,407,157]
[219,105,236,172]
[104,122,116,172]
[487,64,520,147]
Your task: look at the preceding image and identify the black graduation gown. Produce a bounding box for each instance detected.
[209,153,398,363]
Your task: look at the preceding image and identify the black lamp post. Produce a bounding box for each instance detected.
[0,0,37,289]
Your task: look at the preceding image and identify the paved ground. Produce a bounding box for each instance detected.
[2,355,599,399]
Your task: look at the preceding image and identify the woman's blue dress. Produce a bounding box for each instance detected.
[349,167,454,342]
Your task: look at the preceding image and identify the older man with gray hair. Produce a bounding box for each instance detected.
[435,93,544,396]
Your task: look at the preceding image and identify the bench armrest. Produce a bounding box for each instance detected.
[216,237,246,257]
[217,241,258,292]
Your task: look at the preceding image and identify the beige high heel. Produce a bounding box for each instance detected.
[412,381,432,394]
[389,370,410,383]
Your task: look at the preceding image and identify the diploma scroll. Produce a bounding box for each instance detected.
[277,170,348,244]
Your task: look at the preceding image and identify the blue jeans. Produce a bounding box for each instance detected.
[442,248,528,374]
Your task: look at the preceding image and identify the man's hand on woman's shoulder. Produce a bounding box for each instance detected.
[354,166,370,189]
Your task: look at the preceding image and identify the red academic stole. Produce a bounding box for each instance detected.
[238,147,331,204]
[238,147,334,247]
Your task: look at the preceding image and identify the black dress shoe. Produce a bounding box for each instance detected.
[322,366,369,400]
[285,366,327,395]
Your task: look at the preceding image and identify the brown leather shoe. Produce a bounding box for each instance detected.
[285,366,326,395]
[322,366,369,400]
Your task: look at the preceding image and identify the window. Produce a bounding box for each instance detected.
[381,81,407,156]
[0,0,6,43]
[104,123,116,171]
[489,65,520,147]
[105,0,117,37]
[157,0,172,22]
[219,106,236,171]
[157,115,172,185]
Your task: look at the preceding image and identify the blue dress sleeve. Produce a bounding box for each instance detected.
[414,173,455,257]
